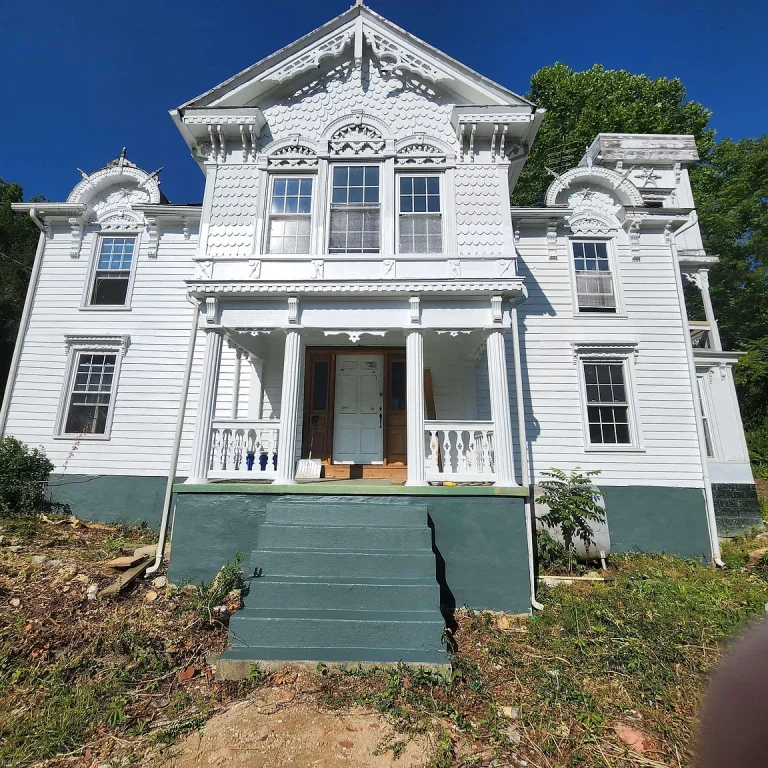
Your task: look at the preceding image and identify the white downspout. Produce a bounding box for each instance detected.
[0,209,46,437]
[670,231,724,567]
[511,300,543,610]
[146,296,200,575]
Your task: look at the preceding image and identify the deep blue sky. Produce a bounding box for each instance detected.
[2,0,765,204]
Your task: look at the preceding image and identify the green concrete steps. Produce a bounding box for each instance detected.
[248,576,438,611]
[250,548,436,580]
[229,609,445,651]
[258,523,432,551]
[220,496,446,672]
[263,499,427,527]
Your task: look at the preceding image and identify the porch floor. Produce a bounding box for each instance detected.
[174,478,528,497]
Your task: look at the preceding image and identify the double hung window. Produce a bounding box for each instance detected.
[329,166,380,254]
[398,175,442,253]
[62,352,117,435]
[89,236,135,306]
[572,241,616,312]
[583,362,631,445]
[267,176,313,254]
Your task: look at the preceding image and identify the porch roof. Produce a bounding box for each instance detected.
[186,277,526,298]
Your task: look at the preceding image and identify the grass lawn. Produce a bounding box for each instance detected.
[2,510,768,767]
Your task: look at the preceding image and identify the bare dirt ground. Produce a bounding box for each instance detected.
[162,685,433,768]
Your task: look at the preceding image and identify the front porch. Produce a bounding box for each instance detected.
[186,311,527,490]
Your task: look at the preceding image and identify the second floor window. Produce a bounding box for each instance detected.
[90,236,135,306]
[329,165,380,254]
[267,176,313,254]
[398,175,442,253]
[573,241,616,312]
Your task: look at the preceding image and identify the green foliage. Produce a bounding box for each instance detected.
[0,436,54,517]
[536,529,569,571]
[189,553,246,625]
[538,468,605,572]
[0,179,45,400]
[693,137,768,351]
[511,63,714,206]
[318,554,768,766]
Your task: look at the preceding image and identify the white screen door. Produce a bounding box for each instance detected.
[332,355,383,464]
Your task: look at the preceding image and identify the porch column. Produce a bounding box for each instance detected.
[273,330,303,485]
[230,347,243,419]
[405,329,427,486]
[187,328,223,484]
[486,329,517,487]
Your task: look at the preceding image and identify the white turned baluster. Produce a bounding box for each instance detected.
[209,429,220,471]
[456,430,466,473]
[443,431,452,474]
[429,431,439,471]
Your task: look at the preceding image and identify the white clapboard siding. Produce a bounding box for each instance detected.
[474,234,706,488]
[5,222,199,477]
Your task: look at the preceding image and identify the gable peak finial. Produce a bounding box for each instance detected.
[354,0,364,6]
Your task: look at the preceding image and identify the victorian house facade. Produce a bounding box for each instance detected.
[2,4,758,666]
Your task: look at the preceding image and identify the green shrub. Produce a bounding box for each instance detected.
[189,553,246,625]
[537,529,569,571]
[538,467,605,573]
[0,437,54,517]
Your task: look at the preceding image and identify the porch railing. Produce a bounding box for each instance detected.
[690,321,712,349]
[424,420,496,482]
[208,420,280,480]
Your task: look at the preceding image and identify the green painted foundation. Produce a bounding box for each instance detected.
[169,490,531,615]
[601,486,711,561]
[47,474,175,529]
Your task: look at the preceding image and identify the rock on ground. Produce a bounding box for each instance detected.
[161,687,433,767]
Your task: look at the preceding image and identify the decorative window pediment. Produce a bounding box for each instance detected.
[267,144,319,168]
[329,122,385,156]
[395,138,449,167]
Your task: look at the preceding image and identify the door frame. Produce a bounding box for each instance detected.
[302,347,406,466]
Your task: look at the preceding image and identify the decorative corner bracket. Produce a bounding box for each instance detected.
[491,295,503,323]
[547,220,558,260]
[205,297,217,324]
[409,296,420,324]
[145,216,159,259]
[69,217,83,259]
[287,297,299,324]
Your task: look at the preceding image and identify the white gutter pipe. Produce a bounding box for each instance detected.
[670,231,724,567]
[0,209,46,437]
[510,300,543,611]
[146,296,200,575]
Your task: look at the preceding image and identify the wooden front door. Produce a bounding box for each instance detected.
[332,355,384,464]
[302,348,407,467]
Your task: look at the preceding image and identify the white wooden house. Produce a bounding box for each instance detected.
[1,3,758,665]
